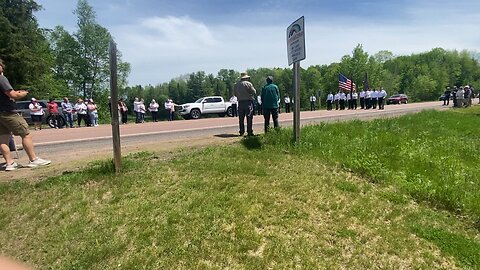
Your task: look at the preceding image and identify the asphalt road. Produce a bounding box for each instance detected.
[27,101,445,154]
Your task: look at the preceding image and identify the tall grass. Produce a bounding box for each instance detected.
[263,107,480,223]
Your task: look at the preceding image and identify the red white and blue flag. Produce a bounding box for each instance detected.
[339,74,356,91]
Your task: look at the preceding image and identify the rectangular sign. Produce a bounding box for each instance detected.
[287,16,306,66]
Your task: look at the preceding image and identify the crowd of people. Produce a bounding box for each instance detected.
[326,88,387,111]
[442,85,477,108]
[119,97,178,124]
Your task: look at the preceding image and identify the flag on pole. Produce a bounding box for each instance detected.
[363,72,370,91]
[339,74,356,91]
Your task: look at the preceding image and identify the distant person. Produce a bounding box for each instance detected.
[334,92,340,110]
[464,85,472,107]
[378,88,387,110]
[164,99,176,121]
[118,98,128,124]
[452,86,458,107]
[365,88,372,109]
[284,94,291,113]
[326,92,334,110]
[133,97,141,123]
[148,99,159,122]
[234,72,256,136]
[339,91,346,110]
[61,97,74,128]
[443,87,451,106]
[0,58,51,171]
[372,89,379,109]
[74,98,88,127]
[261,76,280,132]
[351,90,358,110]
[256,95,262,115]
[87,99,98,126]
[456,86,465,108]
[47,98,60,128]
[359,89,366,109]
[29,98,44,130]
[138,98,146,123]
[309,94,317,111]
[229,95,238,117]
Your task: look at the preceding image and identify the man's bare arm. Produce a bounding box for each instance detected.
[4,89,28,100]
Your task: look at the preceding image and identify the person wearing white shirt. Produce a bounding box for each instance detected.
[133,97,141,123]
[229,95,238,117]
[359,90,366,109]
[378,88,387,110]
[365,89,372,109]
[284,94,291,113]
[372,89,379,109]
[309,94,317,111]
[148,99,159,122]
[334,92,340,110]
[28,98,44,130]
[256,95,262,115]
[164,98,177,121]
[352,91,358,110]
[74,98,88,127]
[326,92,334,110]
[346,92,352,109]
[339,91,347,110]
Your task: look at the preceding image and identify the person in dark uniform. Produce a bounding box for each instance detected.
[443,87,451,106]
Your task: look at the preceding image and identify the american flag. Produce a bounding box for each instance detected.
[339,74,356,91]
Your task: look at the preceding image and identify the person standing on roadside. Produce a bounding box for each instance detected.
[456,86,465,108]
[87,99,98,126]
[234,72,256,136]
[261,76,280,133]
[61,97,74,128]
[47,98,60,129]
[74,98,88,127]
[378,88,387,110]
[309,94,317,111]
[29,98,44,130]
[284,94,291,113]
[148,99,159,122]
[0,58,51,171]
[133,97,141,123]
[443,87,451,106]
[452,86,458,107]
[326,91,334,110]
[118,98,128,124]
[229,95,238,117]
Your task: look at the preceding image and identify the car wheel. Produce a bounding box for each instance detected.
[190,109,201,119]
[404,100,408,104]
[226,107,233,117]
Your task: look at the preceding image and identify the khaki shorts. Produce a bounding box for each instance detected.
[0,112,30,137]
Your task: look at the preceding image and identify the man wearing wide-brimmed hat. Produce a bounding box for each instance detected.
[234,72,256,136]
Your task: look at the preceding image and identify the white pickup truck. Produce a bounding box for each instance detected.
[178,96,234,119]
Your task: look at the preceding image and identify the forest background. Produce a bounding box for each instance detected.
[1,0,479,119]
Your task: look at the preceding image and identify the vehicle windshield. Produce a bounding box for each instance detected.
[390,95,400,98]
[194,98,204,103]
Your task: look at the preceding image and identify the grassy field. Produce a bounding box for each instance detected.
[0,106,479,269]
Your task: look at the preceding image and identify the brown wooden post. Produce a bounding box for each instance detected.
[109,39,122,173]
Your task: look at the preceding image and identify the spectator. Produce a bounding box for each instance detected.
[148,99,159,122]
[118,98,128,124]
[284,94,291,113]
[0,58,51,171]
[229,95,238,117]
[61,97,74,128]
[309,94,317,111]
[47,98,60,129]
[133,97,141,123]
[138,98,146,123]
[29,98,44,130]
[234,72,256,136]
[87,99,98,126]
[164,99,176,121]
[74,98,88,127]
[261,76,280,132]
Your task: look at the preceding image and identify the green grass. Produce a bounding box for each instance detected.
[0,106,479,269]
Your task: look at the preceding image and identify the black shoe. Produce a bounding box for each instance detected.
[239,132,244,136]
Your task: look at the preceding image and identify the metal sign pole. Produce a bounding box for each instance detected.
[109,39,122,173]
[293,62,301,144]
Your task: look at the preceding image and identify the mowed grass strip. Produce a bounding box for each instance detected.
[0,106,478,269]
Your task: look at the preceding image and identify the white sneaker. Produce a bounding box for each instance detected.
[5,162,18,171]
[27,157,51,168]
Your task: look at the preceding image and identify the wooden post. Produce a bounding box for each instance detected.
[109,39,122,173]
[293,62,301,144]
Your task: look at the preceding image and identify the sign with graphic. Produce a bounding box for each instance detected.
[286,16,306,66]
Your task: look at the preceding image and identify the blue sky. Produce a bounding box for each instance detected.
[35,0,480,86]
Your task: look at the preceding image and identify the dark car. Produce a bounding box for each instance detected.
[15,100,68,128]
[387,94,408,105]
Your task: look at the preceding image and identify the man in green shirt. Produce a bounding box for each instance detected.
[260,76,280,133]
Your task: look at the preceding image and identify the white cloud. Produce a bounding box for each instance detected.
[112,12,479,86]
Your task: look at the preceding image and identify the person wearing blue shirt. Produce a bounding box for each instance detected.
[260,76,280,133]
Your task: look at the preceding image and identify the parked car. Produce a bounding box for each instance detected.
[386,94,408,105]
[178,96,233,119]
[15,100,68,128]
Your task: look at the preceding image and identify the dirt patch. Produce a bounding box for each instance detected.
[1,136,240,183]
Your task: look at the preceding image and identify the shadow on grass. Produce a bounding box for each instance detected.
[241,135,262,150]
[214,133,240,138]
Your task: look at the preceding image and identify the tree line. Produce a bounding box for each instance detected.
[1,0,479,115]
